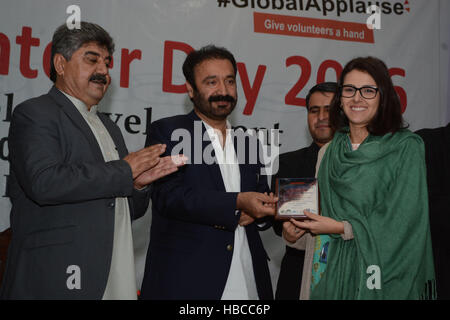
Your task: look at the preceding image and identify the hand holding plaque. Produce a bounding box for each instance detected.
[236,192,278,219]
[275,178,318,220]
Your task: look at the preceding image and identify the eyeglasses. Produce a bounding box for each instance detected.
[341,85,379,99]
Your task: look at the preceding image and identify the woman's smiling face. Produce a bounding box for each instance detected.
[341,69,381,131]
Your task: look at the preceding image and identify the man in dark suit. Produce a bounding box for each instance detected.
[271,82,337,299]
[140,45,277,300]
[0,22,183,299]
[416,123,450,299]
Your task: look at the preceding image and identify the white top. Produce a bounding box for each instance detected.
[61,91,137,300]
[203,121,259,300]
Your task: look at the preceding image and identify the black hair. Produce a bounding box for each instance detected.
[329,56,407,135]
[182,45,237,90]
[306,82,338,110]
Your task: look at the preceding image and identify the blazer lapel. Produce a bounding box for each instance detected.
[188,110,227,192]
[234,131,250,192]
[98,113,127,158]
[48,86,104,161]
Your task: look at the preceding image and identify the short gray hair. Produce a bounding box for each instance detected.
[50,21,115,82]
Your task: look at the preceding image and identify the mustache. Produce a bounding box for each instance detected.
[315,120,330,127]
[208,95,236,103]
[89,74,108,84]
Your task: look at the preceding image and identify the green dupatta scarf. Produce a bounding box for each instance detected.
[311,129,435,300]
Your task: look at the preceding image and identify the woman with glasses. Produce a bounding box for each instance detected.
[283,56,435,299]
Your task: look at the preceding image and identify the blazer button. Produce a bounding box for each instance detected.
[226,245,233,251]
[108,202,115,208]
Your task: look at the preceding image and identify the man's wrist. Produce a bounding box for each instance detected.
[133,182,147,191]
[236,192,243,210]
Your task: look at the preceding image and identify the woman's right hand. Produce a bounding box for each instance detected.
[282,220,306,243]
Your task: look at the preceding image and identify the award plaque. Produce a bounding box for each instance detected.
[275,178,318,220]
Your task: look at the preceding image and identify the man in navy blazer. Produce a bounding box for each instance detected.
[140,45,277,300]
[1,22,183,299]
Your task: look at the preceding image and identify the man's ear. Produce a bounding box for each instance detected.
[53,53,67,78]
[186,81,194,99]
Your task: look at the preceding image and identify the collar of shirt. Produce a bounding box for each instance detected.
[202,120,231,146]
[202,120,238,166]
[59,90,98,115]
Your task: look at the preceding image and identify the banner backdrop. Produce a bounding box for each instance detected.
[1,0,449,293]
